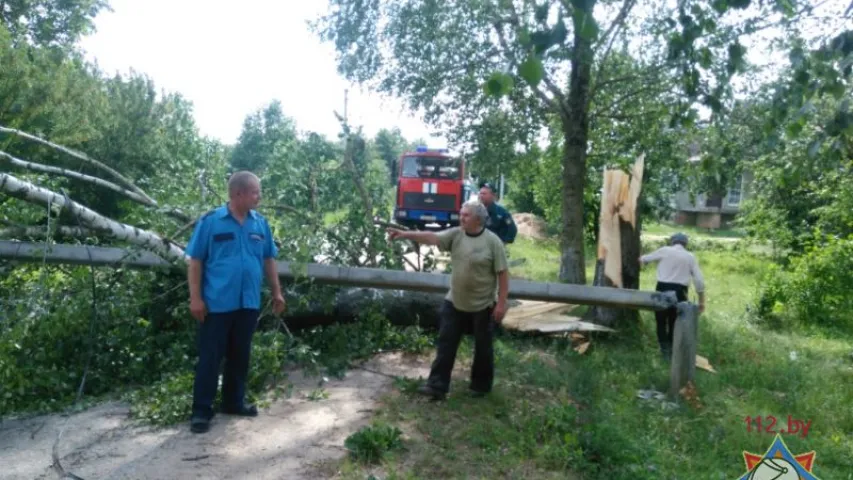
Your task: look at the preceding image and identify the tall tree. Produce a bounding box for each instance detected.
[230,101,299,175]
[314,0,824,284]
[0,0,108,49]
[373,127,408,184]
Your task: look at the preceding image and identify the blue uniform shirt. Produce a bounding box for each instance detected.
[186,204,278,313]
[485,203,517,244]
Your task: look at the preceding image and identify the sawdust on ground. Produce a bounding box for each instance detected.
[512,213,548,240]
[0,352,437,480]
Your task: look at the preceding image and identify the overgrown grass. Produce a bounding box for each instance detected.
[644,220,745,239]
[332,237,853,479]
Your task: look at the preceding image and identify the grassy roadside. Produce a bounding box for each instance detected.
[330,234,853,479]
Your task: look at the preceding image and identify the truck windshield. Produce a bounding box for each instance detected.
[401,156,461,180]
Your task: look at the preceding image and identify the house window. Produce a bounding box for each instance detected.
[727,176,743,206]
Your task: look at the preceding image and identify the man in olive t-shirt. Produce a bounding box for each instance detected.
[387,199,509,400]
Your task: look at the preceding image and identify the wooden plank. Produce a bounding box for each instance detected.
[0,241,679,311]
[505,300,576,320]
[503,313,616,333]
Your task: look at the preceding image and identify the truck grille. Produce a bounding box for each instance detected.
[402,192,457,210]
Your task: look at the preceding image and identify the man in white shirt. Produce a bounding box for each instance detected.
[639,232,705,361]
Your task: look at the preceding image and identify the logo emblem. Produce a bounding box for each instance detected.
[738,434,819,479]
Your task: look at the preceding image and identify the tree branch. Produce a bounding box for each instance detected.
[591,84,673,120]
[500,5,572,117]
[0,172,187,263]
[492,20,569,118]
[597,0,637,53]
[0,125,156,205]
[0,225,96,239]
[0,149,193,224]
[591,0,647,102]
[0,150,154,205]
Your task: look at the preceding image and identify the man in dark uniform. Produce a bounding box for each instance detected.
[185,171,286,434]
[478,182,517,244]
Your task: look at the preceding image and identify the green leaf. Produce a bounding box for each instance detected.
[483,72,515,97]
[572,9,600,42]
[518,55,545,87]
[711,0,728,14]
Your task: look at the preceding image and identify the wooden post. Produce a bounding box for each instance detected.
[669,301,699,398]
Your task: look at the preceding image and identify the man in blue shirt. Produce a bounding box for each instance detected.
[185,171,285,434]
[478,182,517,244]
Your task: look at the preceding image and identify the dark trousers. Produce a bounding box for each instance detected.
[427,300,495,394]
[655,282,688,352]
[192,308,259,418]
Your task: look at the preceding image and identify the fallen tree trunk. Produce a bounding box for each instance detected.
[281,288,448,331]
[0,240,678,310]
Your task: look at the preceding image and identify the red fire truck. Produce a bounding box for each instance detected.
[393,147,473,230]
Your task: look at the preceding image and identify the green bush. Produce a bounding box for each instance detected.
[0,261,432,423]
[753,236,853,332]
[344,421,404,464]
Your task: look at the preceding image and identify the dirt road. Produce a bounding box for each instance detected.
[0,352,433,480]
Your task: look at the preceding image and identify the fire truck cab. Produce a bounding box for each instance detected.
[393,147,472,230]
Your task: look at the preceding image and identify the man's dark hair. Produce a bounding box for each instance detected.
[479,182,496,192]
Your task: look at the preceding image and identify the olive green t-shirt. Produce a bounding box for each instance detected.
[436,227,508,312]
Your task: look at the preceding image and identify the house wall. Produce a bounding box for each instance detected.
[671,171,752,228]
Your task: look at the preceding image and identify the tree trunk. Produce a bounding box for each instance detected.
[586,214,642,328]
[559,12,595,285]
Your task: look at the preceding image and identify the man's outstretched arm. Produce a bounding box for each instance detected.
[386,228,441,246]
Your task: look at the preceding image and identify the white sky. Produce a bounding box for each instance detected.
[78,0,448,147]
[78,0,847,150]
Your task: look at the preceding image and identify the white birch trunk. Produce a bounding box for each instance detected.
[0,172,187,263]
[0,226,96,238]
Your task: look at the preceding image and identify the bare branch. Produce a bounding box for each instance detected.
[597,0,637,53]
[591,83,673,120]
[590,0,642,102]
[0,150,154,205]
[0,125,156,205]
[0,172,187,263]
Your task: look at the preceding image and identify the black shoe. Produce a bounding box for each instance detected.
[190,416,210,434]
[469,389,489,398]
[221,404,258,417]
[416,385,446,401]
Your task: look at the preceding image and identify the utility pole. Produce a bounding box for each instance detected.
[343,88,349,124]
